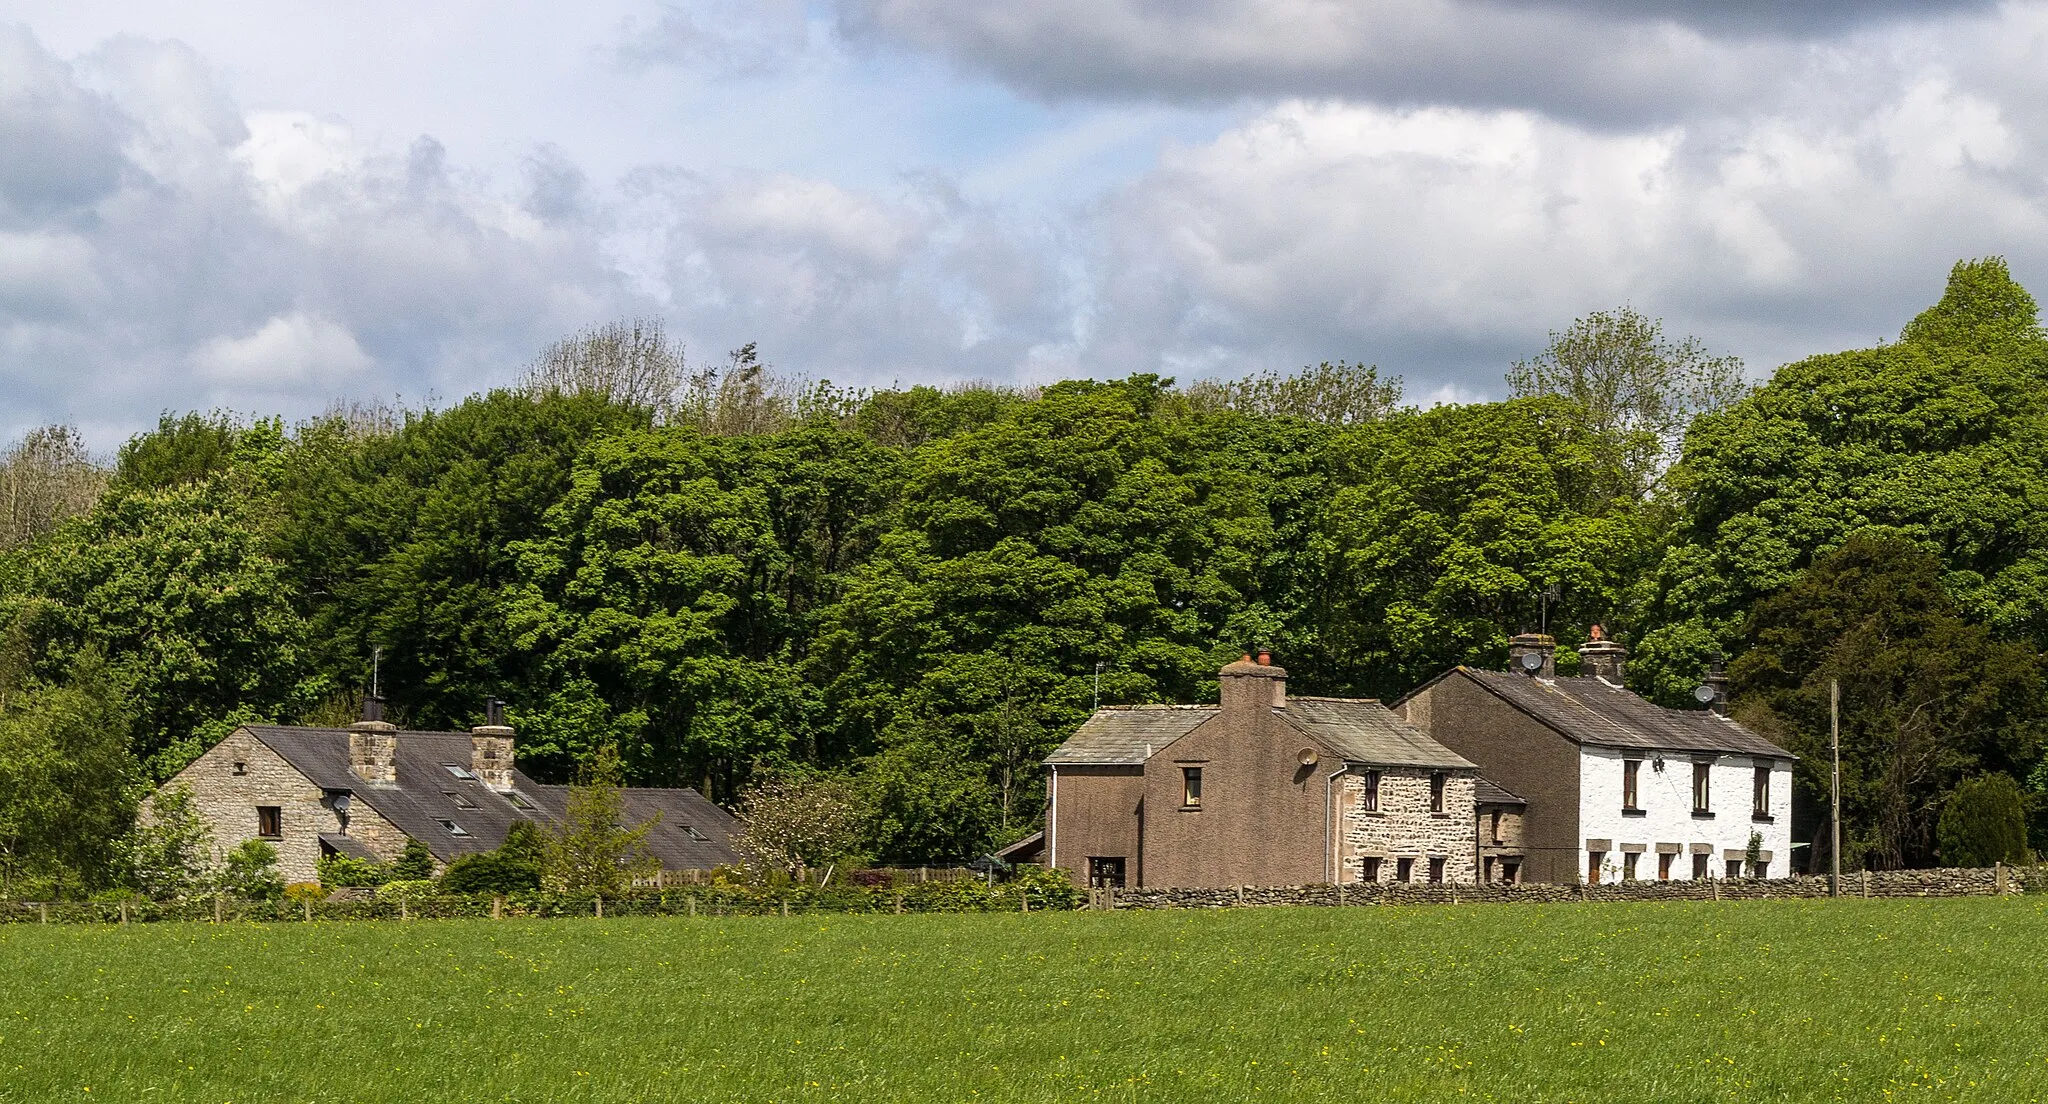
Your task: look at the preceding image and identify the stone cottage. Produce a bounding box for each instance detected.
[1394,633,1796,885]
[158,698,740,885]
[1037,654,1524,889]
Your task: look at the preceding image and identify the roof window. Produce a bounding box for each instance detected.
[444,790,478,810]
[442,764,476,780]
[435,818,471,837]
[683,825,709,842]
[508,791,535,810]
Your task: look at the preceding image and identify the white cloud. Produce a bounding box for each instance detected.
[193,311,373,386]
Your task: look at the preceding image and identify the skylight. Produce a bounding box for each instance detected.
[436,818,470,837]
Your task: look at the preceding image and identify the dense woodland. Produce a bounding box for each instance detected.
[5,259,2048,895]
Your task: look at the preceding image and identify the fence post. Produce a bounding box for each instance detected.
[214,895,223,923]
[400,897,408,921]
[302,898,312,922]
[1862,870,1870,898]
[893,892,903,915]
[595,897,604,919]
[40,903,48,924]
[492,895,504,920]
[1996,862,2007,896]
[1712,879,1720,902]
[687,895,696,917]
[119,900,129,925]
[781,898,790,918]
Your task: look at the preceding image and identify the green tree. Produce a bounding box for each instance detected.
[546,742,657,894]
[1180,361,1405,425]
[1732,535,2043,869]
[1507,306,1746,496]
[0,650,140,894]
[1936,773,2033,867]
[118,784,212,900]
[391,838,436,881]
[1640,257,2048,680]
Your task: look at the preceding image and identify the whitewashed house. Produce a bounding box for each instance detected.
[1394,633,1796,885]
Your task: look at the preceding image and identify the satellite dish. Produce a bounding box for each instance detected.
[1518,652,1544,673]
[1693,684,1718,704]
[1298,748,1319,767]
[331,792,351,815]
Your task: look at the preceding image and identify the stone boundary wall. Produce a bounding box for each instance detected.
[1096,866,2031,909]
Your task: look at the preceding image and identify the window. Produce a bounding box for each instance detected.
[1726,858,1743,880]
[1361,770,1380,813]
[442,764,476,780]
[1692,762,1712,815]
[1429,772,1446,813]
[683,825,709,842]
[1396,857,1414,883]
[256,806,282,838]
[1428,857,1446,883]
[1502,861,1520,884]
[1087,857,1126,889]
[1489,809,1502,843]
[1752,856,1769,879]
[436,818,471,837]
[444,790,478,810]
[1361,857,1383,882]
[508,791,535,810]
[1181,766,1203,809]
[1753,766,1772,819]
[1622,759,1641,811]
[1483,856,1495,882]
[1658,852,1674,881]
[1692,853,1709,880]
[1622,852,1639,881]
[1587,851,1605,885]
[232,761,247,777]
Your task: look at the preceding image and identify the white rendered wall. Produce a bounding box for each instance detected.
[1576,744,1794,883]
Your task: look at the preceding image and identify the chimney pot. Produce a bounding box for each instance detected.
[347,695,398,784]
[1578,627,1629,683]
[471,697,516,791]
[1507,633,1557,679]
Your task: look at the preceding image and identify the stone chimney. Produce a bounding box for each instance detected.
[1700,656,1730,717]
[348,695,398,784]
[470,697,516,792]
[1578,624,1628,683]
[1220,651,1288,714]
[1507,633,1557,679]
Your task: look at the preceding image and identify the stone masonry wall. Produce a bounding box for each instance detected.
[1340,769,1477,883]
[159,728,408,885]
[1099,867,2031,909]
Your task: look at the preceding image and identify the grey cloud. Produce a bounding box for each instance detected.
[614,0,810,78]
[831,0,1995,125]
[0,25,126,216]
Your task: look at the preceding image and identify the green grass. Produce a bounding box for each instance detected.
[4,898,2046,1102]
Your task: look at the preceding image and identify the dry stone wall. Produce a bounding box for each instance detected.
[1097,867,2031,909]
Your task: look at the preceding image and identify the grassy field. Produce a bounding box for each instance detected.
[3,898,2045,1102]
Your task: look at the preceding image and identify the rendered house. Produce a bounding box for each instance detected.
[1039,654,1523,889]
[156,698,740,885]
[1394,633,1796,885]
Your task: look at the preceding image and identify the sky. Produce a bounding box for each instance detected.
[3,1,2046,447]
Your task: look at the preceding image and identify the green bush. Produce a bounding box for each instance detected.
[218,840,284,901]
[375,879,438,902]
[315,853,389,889]
[1939,774,2035,867]
[441,851,542,896]
[391,839,436,881]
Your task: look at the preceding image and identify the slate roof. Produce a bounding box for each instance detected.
[1475,777,1526,806]
[1449,671,1795,760]
[1043,698,1474,771]
[1281,698,1476,770]
[1045,706,1218,765]
[244,725,741,869]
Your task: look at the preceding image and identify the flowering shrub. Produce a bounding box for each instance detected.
[283,882,327,902]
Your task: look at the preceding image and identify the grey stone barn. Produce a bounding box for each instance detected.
[158,705,741,885]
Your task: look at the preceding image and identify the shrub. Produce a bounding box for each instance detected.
[374,879,438,902]
[441,851,541,896]
[391,838,436,881]
[283,882,327,902]
[1938,773,2034,867]
[218,839,284,901]
[315,853,389,888]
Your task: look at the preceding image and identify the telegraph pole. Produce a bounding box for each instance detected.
[1829,678,1841,898]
